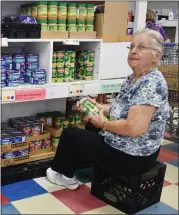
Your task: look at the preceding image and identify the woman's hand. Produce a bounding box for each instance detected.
[89,110,108,129]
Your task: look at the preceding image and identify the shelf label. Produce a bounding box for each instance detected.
[100,83,122,93]
[63,39,79,45]
[1,90,15,102]
[15,88,46,101]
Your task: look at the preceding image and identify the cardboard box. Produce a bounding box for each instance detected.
[30,146,52,156]
[95,2,129,42]
[1,142,28,153]
[2,154,30,167]
[159,65,178,91]
[41,31,68,39]
[26,131,50,142]
[45,126,62,137]
[69,31,96,39]
[30,151,55,162]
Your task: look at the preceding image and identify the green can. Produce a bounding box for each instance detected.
[87,4,94,20]
[56,67,65,82]
[67,20,77,32]
[68,114,75,125]
[77,20,85,31]
[52,68,57,78]
[47,1,57,19]
[86,51,95,66]
[80,98,99,116]
[52,78,56,83]
[67,2,77,19]
[52,136,60,146]
[58,2,67,19]
[25,4,32,16]
[77,3,87,19]
[85,20,93,31]
[37,19,48,31]
[48,20,57,31]
[78,51,87,65]
[56,51,65,67]
[84,66,93,80]
[36,1,47,20]
[52,52,57,67]
[57,19,66,31]
[65,51,76,67]
[31,2,37,17]
[78,65,85,79]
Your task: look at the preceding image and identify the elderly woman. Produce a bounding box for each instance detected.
[46,28,169,190]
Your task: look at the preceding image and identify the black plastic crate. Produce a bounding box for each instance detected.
[91,161,166,214]
[1,23,41,39]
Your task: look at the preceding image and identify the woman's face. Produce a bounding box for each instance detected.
[128,33,159,71]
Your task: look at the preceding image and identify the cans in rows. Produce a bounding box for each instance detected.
[29,138,51,151]
[2,149,29,159]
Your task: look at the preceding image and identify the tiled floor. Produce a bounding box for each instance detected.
[1,139,179,214]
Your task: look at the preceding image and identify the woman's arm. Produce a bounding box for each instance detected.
[101,104,156,137]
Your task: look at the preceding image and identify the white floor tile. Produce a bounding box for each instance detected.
[164,163,179,184]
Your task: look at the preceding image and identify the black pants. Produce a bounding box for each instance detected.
[52,123,160,178]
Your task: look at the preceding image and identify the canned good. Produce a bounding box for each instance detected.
[1,134,14,145]
[31,2,37,17]
[16,149,29,157]
[64,67,70,82]
[84,66,93,80]
[25,3,31,16]
[54,116,61,128]
[20,123,32,136]
[67,2,77,19]
[19,70,25,78]
[52,52,57,68]
[1,80,6,88]
[58,2,67,19]
[87,4,94,20]
[4,55,12,70]
[77,4,87,20]
[11,131,26,143]
[32,69,46,78]
[75,113,82,124]
[68,115,75,125]
[56,67,64,82]
[78,65,85,79]
[19,77,25,84]
[29,141,35,151]
[3,152,16,159]
[26,62,39,70]
[57,19,66,31]
[52,68,57,78]
[43,138,51,148]
[56,51,65,67]
[34,140,42,150]
[52,78,56,83]
[12,54,25,70]
[65,51,76,67]
[77,20,85,31]
[6,71,20,81]
[46,115,53,127]
[1,65,6,74]
[85,20,94,31]
[47,1,57,20]
[25,54,39,63]
[86,51,95,66]
[36,1,47,20]
[67,20,77,32]
[30,77,46,85]
[6,80,19,87]
[48,20,57,31]
[78,51,87,65]
[79,98,99,116]
[32,122,41,136]
[1,73,6,81]
[1,56,6,66]
[52,136,60,146]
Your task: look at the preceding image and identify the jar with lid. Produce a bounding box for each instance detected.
[67,2,77,19]
[77,20,85,31]
[67,20,77,32]
[36,1,47,20]
[57,20,66,31]
[87,4,94,20]
[58,2,67,20]
[48,20,57,31]
[31,2,37,17]
[85,20,93,31]
[77,4,87,20]
[37,19,48,31]
[47,1,57,20]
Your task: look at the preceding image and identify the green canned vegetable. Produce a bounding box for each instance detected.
[37,19,48,31]
[48,20,57,31]
[78,65,85,79]
[58,2,67,19]
[56,51,65,67]
[57,19,66,31]
[52,52,57,66]
[78,51,87,65]
[77,4,87,20]
[36,1,47,20]
[65,51,76,67]
[67,2,77,19]
[52,68,57,78]
[31,2,37,17]
[85,20,93,31]
[67,20,77,32]
[77,20,85,31]
[52,136,60,146]
[86,51,95,66]
[52,78,56,83]
[47,1,57,20]
[84,66,93,80]
[56,67,64,82]
[87,4,94,20]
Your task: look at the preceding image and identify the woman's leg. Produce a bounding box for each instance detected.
[47,126,105,189]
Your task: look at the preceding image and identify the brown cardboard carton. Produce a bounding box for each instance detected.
[2,155,30,167]
[69,31,96,39]
[1,142,28,153]
[45,126,62,137]
[41,31,68,39]
[26,131,50,142]
[95,2,129,42]
[30,151,55,162]
[30,146,52,156]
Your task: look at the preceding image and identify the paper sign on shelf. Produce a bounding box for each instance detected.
[15,88,46,101]
[1,38,8,47]
[63,39,79,45]
[100,83,122,93]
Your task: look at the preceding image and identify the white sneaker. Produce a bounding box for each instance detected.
[46,168,80,190]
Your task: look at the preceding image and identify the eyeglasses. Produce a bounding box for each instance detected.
[127,44,158,51]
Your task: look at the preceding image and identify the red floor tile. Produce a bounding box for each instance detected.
[1,194,9,204]
[163,180,172,187]
[158,148,178,162]
[51,184,107,214]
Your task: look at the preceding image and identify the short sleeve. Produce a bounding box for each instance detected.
[129,76,168,108]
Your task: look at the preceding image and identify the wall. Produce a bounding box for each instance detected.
[147,1,178,9]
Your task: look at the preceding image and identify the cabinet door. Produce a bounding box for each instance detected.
[99,42,132,80]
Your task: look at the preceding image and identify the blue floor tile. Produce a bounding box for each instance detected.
[2,203,21,215]
[163,143,179,153]
[167,159,179,167]
[2,179,47,202]
[136,202,178,214]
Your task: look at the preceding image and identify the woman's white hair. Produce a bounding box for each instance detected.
[134,28,164,67]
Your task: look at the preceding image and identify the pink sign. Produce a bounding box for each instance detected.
[15,88,46,101]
